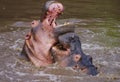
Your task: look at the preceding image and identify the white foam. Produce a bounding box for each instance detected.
[5,74,13,81]
[82,43,104,50]
[9,43,18,50]
[0,71,4,75]
[33,69,85,82]
[101,61,109,66]
[0,41,4,46]
[6,62,16,68]
[33,71,61,82]
[113,62,120,68]
[16,72,29,76]
[15,39,24,43]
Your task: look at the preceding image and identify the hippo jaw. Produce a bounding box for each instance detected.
[64,55,98,76]
[41,0,64,28]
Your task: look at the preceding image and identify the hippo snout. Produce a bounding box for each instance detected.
[79,55,98,76]
[86,65,98,76]
[73,54,81,62]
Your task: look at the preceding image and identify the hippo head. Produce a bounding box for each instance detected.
[77,55,98,76]
[58,52,98,76]
[41,0,64,27]
[68,35,98,76]
[55,33,98,76]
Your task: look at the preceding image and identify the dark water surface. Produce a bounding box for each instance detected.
[0,0,120,82]
[0,0,120,27]
[0,0,119,46]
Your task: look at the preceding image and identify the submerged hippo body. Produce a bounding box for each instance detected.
[20,0,98,76]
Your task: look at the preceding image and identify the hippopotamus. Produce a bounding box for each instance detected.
[20,0,64,67]
[51,31,98,75]
[20,0,98,76]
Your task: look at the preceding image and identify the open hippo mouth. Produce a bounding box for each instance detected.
[21,0,98,76]
[20,1,64,67]
[41,0,64,27]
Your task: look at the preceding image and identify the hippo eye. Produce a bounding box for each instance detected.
[88,56,93,64]
[90,57,92,61]
[95,67,98,70]
[89,56,92,61]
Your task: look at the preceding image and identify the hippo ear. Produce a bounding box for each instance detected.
[68,34,75,42]
[87,55,93,64]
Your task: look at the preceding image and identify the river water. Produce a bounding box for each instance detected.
[0,0,120,82]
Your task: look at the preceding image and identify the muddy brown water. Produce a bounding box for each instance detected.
[0,0,120,82]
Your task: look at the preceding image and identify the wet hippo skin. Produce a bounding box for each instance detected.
[20,0,64,67]
[20,0,98,76]
[52,32,98,76]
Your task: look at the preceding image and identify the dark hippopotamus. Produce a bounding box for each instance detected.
[20,0,98,76]
[52,30,98,75]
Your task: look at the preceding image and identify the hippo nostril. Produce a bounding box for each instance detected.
[73,64,79,70]
[73,55,81,62]
[95,67,98,70]
[25,34,31,40]
[31,22,34,25]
